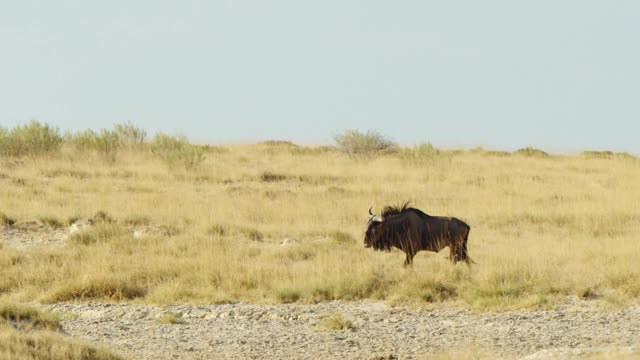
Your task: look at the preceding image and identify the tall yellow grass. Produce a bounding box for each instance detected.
[1,143,639,309]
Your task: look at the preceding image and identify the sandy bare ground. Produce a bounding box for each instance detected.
[43,301,640,360]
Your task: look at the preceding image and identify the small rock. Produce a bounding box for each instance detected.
[280,238,299,246]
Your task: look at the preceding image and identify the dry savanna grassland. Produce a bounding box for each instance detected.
[1,122,640,314]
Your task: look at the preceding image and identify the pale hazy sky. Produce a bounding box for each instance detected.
[1,1,639,152]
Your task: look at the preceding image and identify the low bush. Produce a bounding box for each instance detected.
[114,121,146,148]
[515,147,548,157]
[397,142,440,163]
[149,134,205,170]
[333,129,396,158]
[0,120,63,157]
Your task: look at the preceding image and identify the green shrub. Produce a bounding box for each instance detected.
[114,121,146,148]
[0,127,7,153]
[67,129,98,151]
[398,142,440,163]
[94,129,121,163]
[515,147,548,157]
[149,134,205,169]
[581,151,636,161]
[68,128,122,163]
[0,121,63,157]
[333,129,396,158]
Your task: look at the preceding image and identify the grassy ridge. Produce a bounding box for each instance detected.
[0,136,639,309]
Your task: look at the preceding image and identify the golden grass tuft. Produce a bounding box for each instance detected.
[316,313,355,331]
[0,303,61,331]
[156,312,184,325]
[0,325,125,360]
[0,302,125,360]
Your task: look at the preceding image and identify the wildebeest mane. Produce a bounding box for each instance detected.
[380,201,412,218]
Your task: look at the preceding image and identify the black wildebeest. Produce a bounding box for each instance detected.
[364,203,472,266]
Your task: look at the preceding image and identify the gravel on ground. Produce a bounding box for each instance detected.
[45,300,640,360]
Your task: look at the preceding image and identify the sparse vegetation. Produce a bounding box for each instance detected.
[67,223,129,246]
[275,288,302,303]
[0,213,15,227]
[329,231,356,245]
[114,121,146,149]
[397,142,441,163]
[581,150,636,161]
[0,303,125,360]
[316,313,355,331]
[93,210,114,224]
[149,133,205,169]
[260,171,289,182]
[0,303,61,331]
[0,123,639,310]
[66,122,146,163]
[514,147,549,157]
[156,312,184,325]
[0,120,63,157]
[123,215,151,227]
[39,216,64,228]
[93,129,122,164]
[333,129,396,158]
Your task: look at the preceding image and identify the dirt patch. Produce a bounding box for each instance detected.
[1,222,68,250]
[44,301,640,359]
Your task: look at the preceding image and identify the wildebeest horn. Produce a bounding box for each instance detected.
[369,207,374,216]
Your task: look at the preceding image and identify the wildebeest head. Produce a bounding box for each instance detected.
[364,202,473,265]
[364,207,384,249]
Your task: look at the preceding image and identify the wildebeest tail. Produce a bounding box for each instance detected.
[463,225,476,265]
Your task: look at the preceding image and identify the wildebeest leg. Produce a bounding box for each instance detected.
[449,239,465,264]
[450,235,472,264]
[404,252,415,267]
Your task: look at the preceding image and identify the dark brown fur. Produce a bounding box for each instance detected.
[364,203,472,266]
